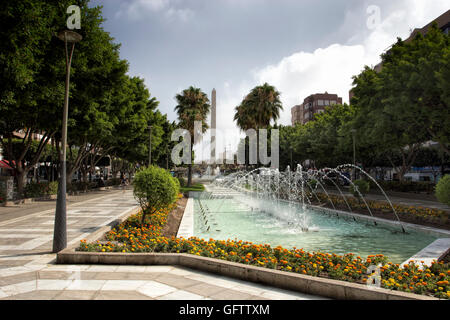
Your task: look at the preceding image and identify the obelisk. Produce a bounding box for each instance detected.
[210,88,216,164]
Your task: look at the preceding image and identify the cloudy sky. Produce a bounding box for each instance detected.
[90,0,449,158]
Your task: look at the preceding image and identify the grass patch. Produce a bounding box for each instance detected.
[180,183,205,193]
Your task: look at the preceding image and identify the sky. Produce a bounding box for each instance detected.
[90,0,449,159]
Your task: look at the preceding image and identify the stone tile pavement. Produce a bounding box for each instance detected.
[0,189,327,300]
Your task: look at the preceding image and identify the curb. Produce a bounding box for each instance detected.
[56,250,439,300]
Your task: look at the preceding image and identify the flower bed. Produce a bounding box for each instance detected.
[78,199,450,299]
[312,193,450,229]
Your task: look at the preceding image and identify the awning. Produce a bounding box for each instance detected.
[0,160,13,169]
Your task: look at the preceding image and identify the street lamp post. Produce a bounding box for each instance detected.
[52,30,82,253]
[166,143,169,169]
[148,125,152,166]
[351,129,356,180]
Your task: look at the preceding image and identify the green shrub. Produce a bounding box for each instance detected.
[133,166,180,224]
[174,176,181,190]
[435,175,450,206]
[47,181,58,195]
[24,181,58,198]
[0,186,5,203]
[68,181,97,192]
[106,178,121,187]
[350,179,370,198]
[308,179,318,190]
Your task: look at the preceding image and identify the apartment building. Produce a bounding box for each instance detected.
[291,92,343,125]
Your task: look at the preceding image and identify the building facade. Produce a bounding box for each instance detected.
[291,92,343,125]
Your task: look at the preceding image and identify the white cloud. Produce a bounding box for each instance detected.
[217,0,450,127]
[164,7,194,22]
[255,44,367,125]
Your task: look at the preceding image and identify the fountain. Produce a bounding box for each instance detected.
[204,164,406,234]
[189,165,442,263]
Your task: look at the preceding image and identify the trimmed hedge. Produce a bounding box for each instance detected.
[350,179,370,197]
[369,180,436,193]
[436,175,450,206]
[0,187,5,203]
[24,181,58,198]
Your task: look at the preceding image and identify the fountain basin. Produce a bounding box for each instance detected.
[194,194,442,264]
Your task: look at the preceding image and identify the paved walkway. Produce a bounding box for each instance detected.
[0,189,325,300]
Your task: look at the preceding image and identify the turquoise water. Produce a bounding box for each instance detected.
[193,197,438,263]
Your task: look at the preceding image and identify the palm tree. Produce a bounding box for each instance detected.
[247,83,283,128]
[234,83,283,166]
[175,86,210,186]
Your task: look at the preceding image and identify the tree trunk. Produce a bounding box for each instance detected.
[187,163,192,187]
[15,168,28,199]
[187,141,193,187]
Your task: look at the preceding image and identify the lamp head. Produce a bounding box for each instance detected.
[57,30,82,43]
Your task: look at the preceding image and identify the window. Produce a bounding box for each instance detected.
[330,100,336,105]
[317,99,324,106]
[324,100,329,106]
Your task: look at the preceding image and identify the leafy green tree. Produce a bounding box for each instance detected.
[175,86,210,186]
[351,64,426,181]
[380,24,450,155]
[0,1,174,194]
[304,104,355,168]
[155,119,177,169]
[0,0,80,195]
[111,77,158,165]
[278,124,308,170]
[350,23,449,180]
[64,4,129,181]
[0,1,131,194]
